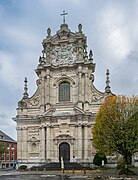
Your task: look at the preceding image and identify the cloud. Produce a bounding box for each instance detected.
[97,5,134,63]
[0,0,138,141]
[0,51,19,88]
[0,110,16,140]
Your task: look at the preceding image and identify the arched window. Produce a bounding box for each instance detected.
[59,82,70,101]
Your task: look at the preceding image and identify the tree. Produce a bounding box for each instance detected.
[92,95,138,168]
[0,142,7,161]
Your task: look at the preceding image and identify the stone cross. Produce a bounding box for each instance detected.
[60,10,68,24]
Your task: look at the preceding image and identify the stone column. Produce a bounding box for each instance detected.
[16,127,22,160]
[78,66,82,101]
[40,77,45,113]
[77,124,82,158]
[75,124,78,158]
[55,142,58,162]
[84,125,88,159]
[22,127,28,160]
[50,126,54,160]
[84,73,88,101]
[47,74,50,103]
[41,126,45,160]
[46,125,51,159]
[45,69,50,103]
[42,77,45,104]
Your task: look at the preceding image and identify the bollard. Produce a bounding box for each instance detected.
[83,168,86,175]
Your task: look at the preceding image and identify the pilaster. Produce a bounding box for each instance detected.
[16,127,22,160]
[84,125,88,159]
[46,125,51,159]
[22,127,28,160]
[77,124,82,158]
[41,126,45,160]
[78,66,82,102]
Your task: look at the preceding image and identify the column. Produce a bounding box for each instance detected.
[41,126,45,160]
[40,76,45,113]
[84,73,88,101]
[47,74,50,103]
[22,127,28,160]
[46,125,51,159]
[41,77,45,105]
[84,125,88,159]
[77,124,82,158]
[55,142,58,162]
[16,127,22,160]
[50,126,54,160]
[78,66,82,101]
[46,69,50,103]
[75,125,78,158]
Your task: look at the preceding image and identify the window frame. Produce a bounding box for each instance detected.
[59,81,70,102]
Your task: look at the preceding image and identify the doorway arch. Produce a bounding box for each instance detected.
[59,142,70,162]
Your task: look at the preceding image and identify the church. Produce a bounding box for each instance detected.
[13,17,112,167]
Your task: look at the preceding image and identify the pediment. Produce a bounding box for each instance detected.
[74,106,85,114]
[42,108,55,116]
[42,106,85,117]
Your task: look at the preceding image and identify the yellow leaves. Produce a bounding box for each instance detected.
[92,95,138,156]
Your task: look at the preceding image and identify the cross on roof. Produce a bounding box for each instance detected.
[60,10,68,24]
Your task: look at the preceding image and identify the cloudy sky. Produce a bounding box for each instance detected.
[0,0,138,140]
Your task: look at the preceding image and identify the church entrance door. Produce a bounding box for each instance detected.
[59,142,70,162]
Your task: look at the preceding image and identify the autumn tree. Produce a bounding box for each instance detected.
[92,95,138,167]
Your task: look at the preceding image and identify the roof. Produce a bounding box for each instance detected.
[0,130,16,143]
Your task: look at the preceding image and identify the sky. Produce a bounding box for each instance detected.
[0,0,138,140]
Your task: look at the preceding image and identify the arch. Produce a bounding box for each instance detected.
[59,142,70,162]
[53,76,75,87]
[59,81,70,101]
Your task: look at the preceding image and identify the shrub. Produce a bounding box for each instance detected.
[18,165,27,171]
[93,152,107,166]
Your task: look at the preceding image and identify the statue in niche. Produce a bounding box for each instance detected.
[31,142,36,152]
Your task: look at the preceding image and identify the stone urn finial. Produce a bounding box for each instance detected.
[47,28,51,37]
[78,23,82,33]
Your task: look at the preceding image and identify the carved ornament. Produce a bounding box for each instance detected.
[51,44,76,66]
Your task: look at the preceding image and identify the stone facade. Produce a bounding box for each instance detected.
[13,23,111,167]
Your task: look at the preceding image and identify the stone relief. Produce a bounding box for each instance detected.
[54,134,75,145]
[28,136,40,158]
[29,153,39,158]
[18,101,27,108]
[51,44,76,66]
[30,96,39,106]
[28,136,39,144]
[28,128,39,137]
[91,89,104,102]
[36,79,41,86]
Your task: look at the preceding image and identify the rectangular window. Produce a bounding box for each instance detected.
[59,82,70,101]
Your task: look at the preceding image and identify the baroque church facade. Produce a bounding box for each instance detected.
[13,22,112,167]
